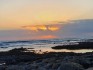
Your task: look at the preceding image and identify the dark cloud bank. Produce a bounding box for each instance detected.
[59,19,93,38]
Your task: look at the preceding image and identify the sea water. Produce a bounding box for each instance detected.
[0,39,93,53]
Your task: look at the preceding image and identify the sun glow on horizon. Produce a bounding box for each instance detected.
[38,35,57,39]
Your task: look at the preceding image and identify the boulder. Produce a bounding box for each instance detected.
[63,56,90,68]
[6,65,27,70]
[86,67,93,70]
[0,65,6,70]
[57,62,84,70]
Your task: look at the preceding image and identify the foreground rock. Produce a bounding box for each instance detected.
[57,62,84,70]
[4,62,85,70]
[86,67,93,70]
[0,48,93,70]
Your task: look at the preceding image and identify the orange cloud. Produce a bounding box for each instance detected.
[37,25,47,31]
[48,26,59,31]
[23,24,60,32]
[25,26,38,31]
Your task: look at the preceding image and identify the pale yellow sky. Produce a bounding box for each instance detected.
[0,0,93,30]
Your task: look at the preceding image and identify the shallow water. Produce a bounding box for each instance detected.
[0,39,93,53]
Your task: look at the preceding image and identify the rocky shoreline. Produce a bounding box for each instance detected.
[52,42,93,50]
[0,48,93,70]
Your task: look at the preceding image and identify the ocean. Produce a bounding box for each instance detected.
[0,39,93,53]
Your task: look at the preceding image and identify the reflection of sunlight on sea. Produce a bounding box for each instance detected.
[0,39,93,53]
[29,44,93,53]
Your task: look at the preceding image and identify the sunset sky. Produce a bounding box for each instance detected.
[0,0,93,41]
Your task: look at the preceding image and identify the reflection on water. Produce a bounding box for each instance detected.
[0,39,93,53]
[0,43,93,53]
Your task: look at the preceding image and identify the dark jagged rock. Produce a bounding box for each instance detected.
[52,42,93,50]
[0,48,93,70]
